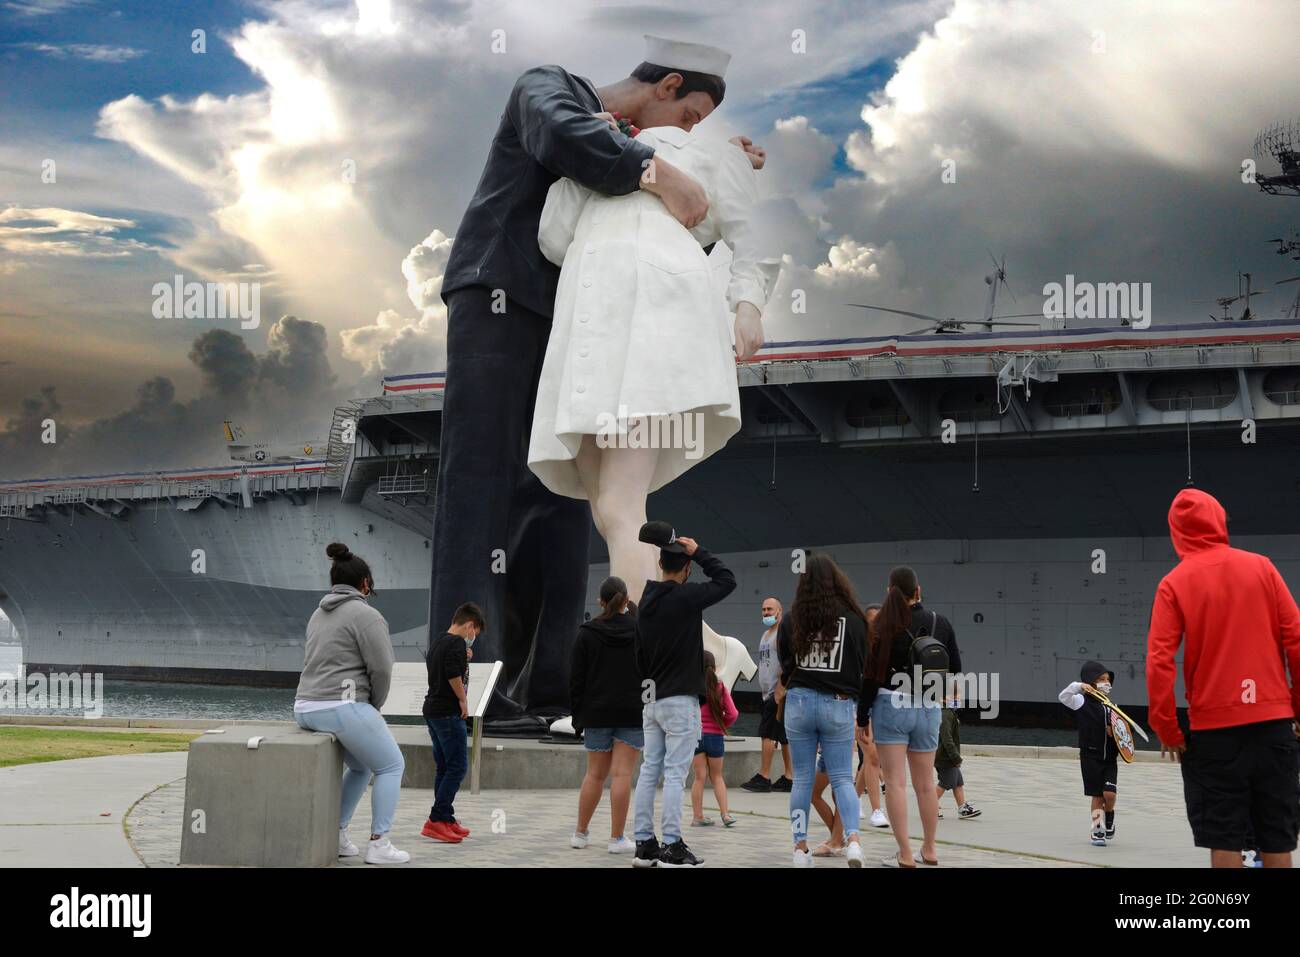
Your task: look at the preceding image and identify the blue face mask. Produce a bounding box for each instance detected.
[465,633,477,647]
[762,615,777,627]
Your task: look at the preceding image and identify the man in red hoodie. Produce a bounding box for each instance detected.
[1147,488,1300,867]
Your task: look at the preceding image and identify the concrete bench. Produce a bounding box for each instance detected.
[179,724,342,867]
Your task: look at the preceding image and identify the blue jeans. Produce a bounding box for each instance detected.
[426,716,469,822]
[784,687,860,845]
[295,702,405,837]
[634,695,701,844]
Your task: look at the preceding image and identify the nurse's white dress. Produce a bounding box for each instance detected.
[528,126,780,500]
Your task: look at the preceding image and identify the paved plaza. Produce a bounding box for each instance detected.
[0,725,1212,868]
[121,748,1202,868]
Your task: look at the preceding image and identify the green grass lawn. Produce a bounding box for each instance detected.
[0,727,198,768]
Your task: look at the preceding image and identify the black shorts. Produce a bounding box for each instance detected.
[757,695,787,744]
[1181,718,1300,854]
[1080,752,1118,797]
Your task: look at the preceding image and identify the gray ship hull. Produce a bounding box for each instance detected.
[0,490,431,684]
[3,429,1296,709]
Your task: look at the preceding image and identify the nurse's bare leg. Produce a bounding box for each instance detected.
[593,437,659,605]
[575,434,606,539]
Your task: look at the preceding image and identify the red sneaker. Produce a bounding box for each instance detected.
[421,819,463,843]
[449,820,470,837]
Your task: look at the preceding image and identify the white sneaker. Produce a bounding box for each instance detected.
[607,836,635,854]
[793,848,814,868]
[845,841,864,868]
[870,809,889,828]
[364,837,410,865]
[338,829,359,858]
[570,830,590,849]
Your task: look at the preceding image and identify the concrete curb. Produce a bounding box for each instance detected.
[0,715,1168,766]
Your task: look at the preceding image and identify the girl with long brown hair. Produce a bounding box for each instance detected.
[690,650,739,827]
[775,552,869,867]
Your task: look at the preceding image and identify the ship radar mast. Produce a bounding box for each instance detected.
[1254,119,1300,198]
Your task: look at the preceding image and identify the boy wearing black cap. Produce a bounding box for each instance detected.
[631,521,736,867]
[1059,661,1119,846]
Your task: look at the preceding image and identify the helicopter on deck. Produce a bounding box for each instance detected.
[848,253,1045,334]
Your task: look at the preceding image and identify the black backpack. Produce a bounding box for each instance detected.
[906,609,949,674]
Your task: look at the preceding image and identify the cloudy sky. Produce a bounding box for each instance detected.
[1,0,1296,479]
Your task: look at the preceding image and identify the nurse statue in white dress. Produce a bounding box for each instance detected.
[528,121,780,603]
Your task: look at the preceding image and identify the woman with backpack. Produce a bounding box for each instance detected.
[867,565,961,867]
[775,553,870,867]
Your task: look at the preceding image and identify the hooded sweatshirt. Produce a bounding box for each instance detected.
[295,584,394,708]
[635,547,737,702]
[1146,488,1300,748]
[569,610,643,730]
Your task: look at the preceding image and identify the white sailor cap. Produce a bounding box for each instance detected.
[643,34,731,78]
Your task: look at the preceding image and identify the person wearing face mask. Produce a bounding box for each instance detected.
[741,597,794,793]
[421,602,486,845]
[1059,661,1119,847]
[295,543,407,864]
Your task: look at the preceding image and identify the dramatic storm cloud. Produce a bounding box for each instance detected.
[2,0,1297,476]
[0,316,334,479]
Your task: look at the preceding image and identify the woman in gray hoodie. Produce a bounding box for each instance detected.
[294,543,407,864]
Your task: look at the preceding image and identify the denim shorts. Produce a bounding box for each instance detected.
[583,726,644,752]
[695,732,725,758]
[871,689,942,752]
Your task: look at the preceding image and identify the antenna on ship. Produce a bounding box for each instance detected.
[1253,118,1300,197]
[1266,229,1300,260]
[983,250,1017,322]
[1278,274,1300,319]
[1195,271,1268,321]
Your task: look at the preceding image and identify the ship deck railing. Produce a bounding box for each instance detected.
[0,461,334,510]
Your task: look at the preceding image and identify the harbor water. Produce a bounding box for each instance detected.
[0,644,1139,748]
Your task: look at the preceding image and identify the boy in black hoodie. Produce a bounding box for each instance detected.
[1059,660,1119,847]
[631,521,736,868]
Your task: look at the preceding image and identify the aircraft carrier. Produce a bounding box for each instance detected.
[2,316,1299,715]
